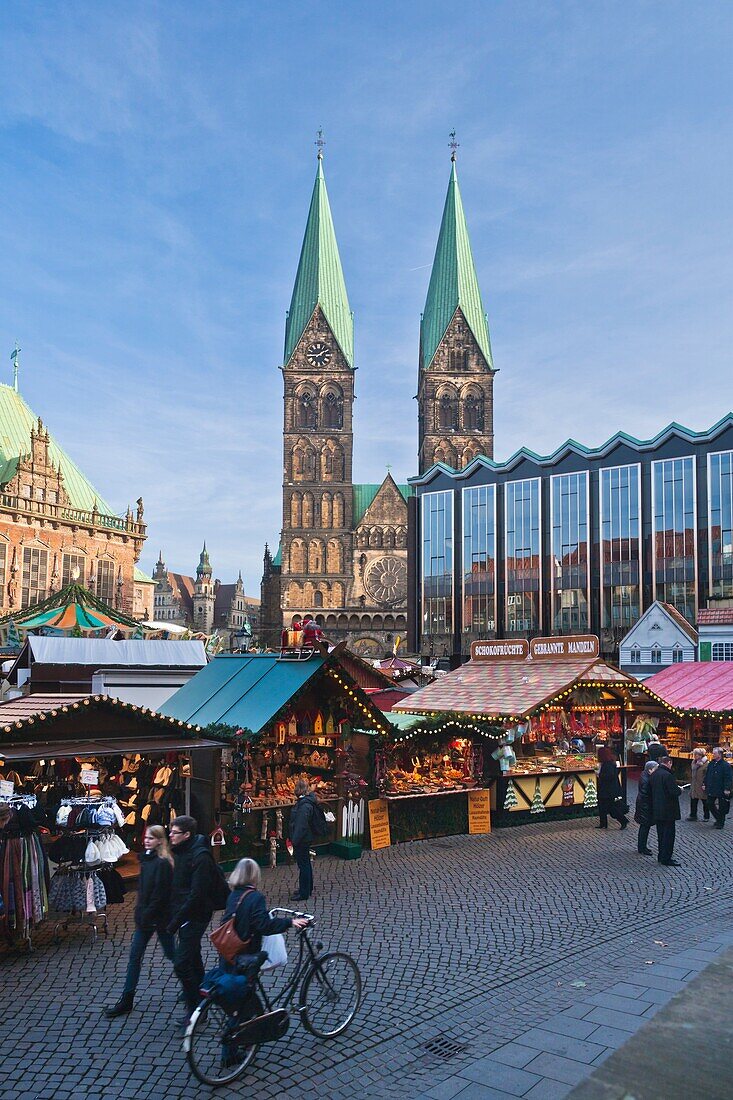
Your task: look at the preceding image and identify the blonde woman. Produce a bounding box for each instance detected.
[219,858,308,970]
[104,825,176,1018]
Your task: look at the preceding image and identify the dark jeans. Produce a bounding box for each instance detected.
[598,797,628,828]
[174,920,208,1013]
[637,823,651,852]
[656,820,676,863]
[689,797,710,820]
[294,842,313,900]
[123,927,176,995]
[708,796,728,826]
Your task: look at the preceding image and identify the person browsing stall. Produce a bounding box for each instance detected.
[650,754,683,866]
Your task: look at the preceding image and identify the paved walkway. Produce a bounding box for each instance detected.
[1,799,731,1100]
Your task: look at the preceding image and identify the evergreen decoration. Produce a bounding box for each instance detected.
[584,777,598,809]
[529,778,546,815]
[5,619,20,650]
[203,722,256,744]
[504,780,519,810]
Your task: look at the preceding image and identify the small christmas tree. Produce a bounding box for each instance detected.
[530,778,546,814]
[584,777,598,809]
[504,780,519,810]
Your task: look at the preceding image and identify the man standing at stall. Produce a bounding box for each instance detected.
[650,754,682,867]
[702,747,733,829]
[167,815,228,1027]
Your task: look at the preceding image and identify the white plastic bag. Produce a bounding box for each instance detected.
[261,933,288,970]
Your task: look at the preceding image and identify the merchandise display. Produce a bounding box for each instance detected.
[0,798,51,941]
[378,736,484,798]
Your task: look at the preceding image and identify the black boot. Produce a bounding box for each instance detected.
[104,992,134,1018]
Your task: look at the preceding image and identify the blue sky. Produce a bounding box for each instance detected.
[1,1,732,591]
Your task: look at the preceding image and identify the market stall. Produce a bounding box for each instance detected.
[391,636,653,829]
[159,644,391,864]
[637,664,733,775]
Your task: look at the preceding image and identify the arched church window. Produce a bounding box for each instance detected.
[295,390,317,430]
[322,389,343,430]
[464,393,484,431]
[437,393,458,431]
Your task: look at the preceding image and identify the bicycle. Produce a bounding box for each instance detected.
[184,909,362,1086]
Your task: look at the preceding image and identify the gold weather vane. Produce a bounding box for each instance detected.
[315,128,326,159]
[449,130,460,161]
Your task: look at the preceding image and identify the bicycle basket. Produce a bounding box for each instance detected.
[233,1008,290,1046]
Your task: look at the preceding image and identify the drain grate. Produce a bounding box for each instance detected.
[423,1036,468,1059]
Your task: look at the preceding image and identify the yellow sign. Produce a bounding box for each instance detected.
[368,798,391,850]
[468,788,491,834]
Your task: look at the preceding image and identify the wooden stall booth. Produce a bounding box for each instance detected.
[635,664,733,776]
[392,636,650,827]
[159,644,391,865]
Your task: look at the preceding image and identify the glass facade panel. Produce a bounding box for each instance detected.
[462,485,496,635]
[551,472,589,633]
[653,456,696,622]
[709,451,733,600]
[422,491,453,635]
[505,478,541,633]
[600,465,641,633]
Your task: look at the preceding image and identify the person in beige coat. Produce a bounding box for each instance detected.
[688,748,710,821]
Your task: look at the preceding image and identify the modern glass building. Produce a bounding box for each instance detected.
[407,415,733,662]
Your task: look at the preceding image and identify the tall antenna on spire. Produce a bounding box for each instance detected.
[449,129,460,162]
[315,128,326,160]
[10,343,20,393]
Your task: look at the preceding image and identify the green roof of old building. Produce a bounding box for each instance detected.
[0,383,114,514]
[420,160,493,371]
[134,567,154,584]
[353,482,412,526]
[284,156,354,368]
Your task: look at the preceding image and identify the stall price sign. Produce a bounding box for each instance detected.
[467,789,491,834]
[80,769,99,787]
[368,798,391,850]
[0,779,14,797]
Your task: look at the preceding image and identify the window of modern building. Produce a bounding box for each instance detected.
[550,472,589,633]
[62,552,85,587]
[709,450,733,600]
[652,455,696,623]
[97,559,115,603]
[22,546,48,607]
[462,485,496,636]
[712,642,733,661]
[651,645,662,664]
[422,491,454,635]
[505,478,541,633]
[630,646,641,664]
[600,464,642,635]
[672,646,684,663]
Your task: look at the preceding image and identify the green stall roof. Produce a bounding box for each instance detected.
[159,652,327,733]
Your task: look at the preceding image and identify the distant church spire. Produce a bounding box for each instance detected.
[197,541,212,577]
[283,145,353,368]
[420,156,493,371]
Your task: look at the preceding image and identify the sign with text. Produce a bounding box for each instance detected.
[471,639,529,661]
[467,788,491,834]
[0,779,14,798]
[80,769,99,787]
[529,635,599,660]
[368,798,391,850]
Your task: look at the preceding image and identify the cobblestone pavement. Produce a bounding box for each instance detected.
[2,801,732,1100]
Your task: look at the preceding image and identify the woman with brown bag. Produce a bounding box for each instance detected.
[215,858,307,971]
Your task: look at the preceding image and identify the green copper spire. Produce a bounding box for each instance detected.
[420,159,493,370]
[284,154,354,368]
[197,541,212,577]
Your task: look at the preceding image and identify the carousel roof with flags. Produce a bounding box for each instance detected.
[0,583,140,634]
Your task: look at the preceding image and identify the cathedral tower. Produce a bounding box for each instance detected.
[193,542,215,632]
[280,151,355,624]
[418,155,495,474]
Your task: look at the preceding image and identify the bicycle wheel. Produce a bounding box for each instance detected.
[299,952,362,1038]
[185,997,258,1086]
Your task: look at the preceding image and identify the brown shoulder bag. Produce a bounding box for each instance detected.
[208,886,255,963]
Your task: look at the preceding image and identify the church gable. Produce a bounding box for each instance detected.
[355,475,408,529]
[285,306,351,374]
[2,418,72,509]
[427,309,490,374]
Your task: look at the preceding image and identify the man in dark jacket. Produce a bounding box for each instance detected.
[702,747,733,829]
[167,815,222,1021]
[289,780,317,901]
[634,760,657,854]
[650,755,682,866]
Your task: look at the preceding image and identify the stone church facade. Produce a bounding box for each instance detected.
[261,152,494,655]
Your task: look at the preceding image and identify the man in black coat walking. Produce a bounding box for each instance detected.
[167,815,222,1023]
[650,754,682,866]
[702,747,733,829]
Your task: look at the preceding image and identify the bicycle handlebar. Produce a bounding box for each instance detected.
[270,906,315,923]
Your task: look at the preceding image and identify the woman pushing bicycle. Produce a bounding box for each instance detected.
[219,858,308,964]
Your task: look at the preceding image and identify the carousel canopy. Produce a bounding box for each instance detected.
[0,583,140,635]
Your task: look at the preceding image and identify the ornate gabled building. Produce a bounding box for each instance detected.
[0,378,146,618]
[260,152,410,656]
[418,154,496,474]
[153,546,259,643]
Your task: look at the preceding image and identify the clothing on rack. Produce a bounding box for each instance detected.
[0,807,50,936]
[49,868,107,913]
